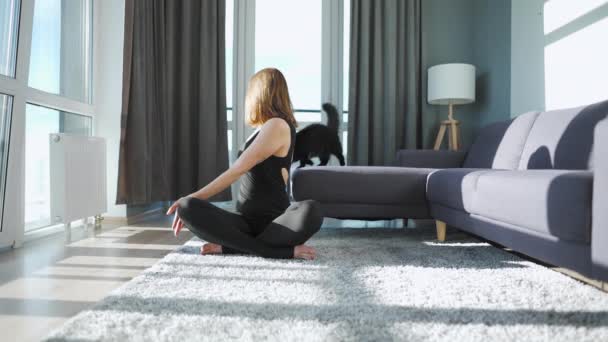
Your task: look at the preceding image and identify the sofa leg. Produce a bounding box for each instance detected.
[436,220,447,242]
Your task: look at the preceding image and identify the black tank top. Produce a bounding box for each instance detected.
[236,118,296,221]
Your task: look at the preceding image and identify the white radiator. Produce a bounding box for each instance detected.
[50,134,107,225]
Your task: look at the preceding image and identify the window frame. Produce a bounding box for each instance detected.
[228,0,348,163]
[0,0,95,248]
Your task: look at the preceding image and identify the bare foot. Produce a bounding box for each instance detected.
[294,245,316,260]
[200,243,222,255]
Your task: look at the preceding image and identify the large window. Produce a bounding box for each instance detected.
[0,0,19,233]
[0,0,19,77]
[0,94,12,231]
[28,0,92,103]
[0,0,94,244]
[226,0,234,154]
[226,0,350,164]
[21,0,94,233]
[255,0,323,123]
[343,0,350,155]
[543,0,608,110]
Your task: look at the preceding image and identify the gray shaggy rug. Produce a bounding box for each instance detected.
[46,228,608,341]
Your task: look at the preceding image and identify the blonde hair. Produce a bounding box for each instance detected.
[245,68,297,127]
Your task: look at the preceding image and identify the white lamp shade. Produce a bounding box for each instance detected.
[427,63,476,105]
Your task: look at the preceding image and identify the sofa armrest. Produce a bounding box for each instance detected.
[395,149,466,168]
[592,119,608,280]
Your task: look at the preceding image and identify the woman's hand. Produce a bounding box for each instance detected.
[166,199,185,237]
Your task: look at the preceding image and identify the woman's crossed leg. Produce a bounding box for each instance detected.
[176,197,322,259]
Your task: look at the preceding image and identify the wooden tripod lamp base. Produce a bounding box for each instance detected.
[433,103,461,151]
[427,63,476,152]
[434,120,460,151]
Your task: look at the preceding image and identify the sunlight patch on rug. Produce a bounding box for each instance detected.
[46,229,608,342]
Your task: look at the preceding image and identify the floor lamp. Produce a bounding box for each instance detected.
[428,63,476,151]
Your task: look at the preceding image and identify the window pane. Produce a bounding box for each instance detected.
[0,0,19,77]
[343,0,350,112]
[544,0,607,34]
[25,104,92,231]
[226,108,233,152]
[28,0,92,103]
[255,0,322,111]
[0,94,12,230]
[545,16,608,110]
[295,111,321,123]
[226,0,234,108]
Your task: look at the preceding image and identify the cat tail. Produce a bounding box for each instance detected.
[322,102,340,133]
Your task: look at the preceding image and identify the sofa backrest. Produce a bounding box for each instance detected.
[518,100,608,170]
[463,111,539,169]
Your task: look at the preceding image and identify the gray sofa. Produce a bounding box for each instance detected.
[292,99,608,281]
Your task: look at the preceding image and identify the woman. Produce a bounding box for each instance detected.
[166,68,322,260]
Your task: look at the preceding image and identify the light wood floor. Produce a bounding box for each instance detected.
[2,211,604,341]
[0,215,194,342]
[0,212,409,342]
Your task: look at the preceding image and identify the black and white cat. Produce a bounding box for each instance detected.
[293,103,345,168]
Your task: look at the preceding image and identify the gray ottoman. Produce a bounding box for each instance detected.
[292,166,435,220]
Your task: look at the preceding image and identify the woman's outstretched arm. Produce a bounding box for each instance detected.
[166,118,290,234]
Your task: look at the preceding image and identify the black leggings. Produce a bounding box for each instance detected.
[177,197,323,259]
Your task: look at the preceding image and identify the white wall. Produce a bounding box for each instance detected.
[511,0,608,116]
[93,0,126,218]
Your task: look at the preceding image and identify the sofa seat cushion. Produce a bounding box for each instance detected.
[470,170,593,243]
[426,168,494,211]
[292,166,434,206]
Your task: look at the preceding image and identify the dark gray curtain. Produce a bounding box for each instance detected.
[348,0,422,166]
[117,0,230,205]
